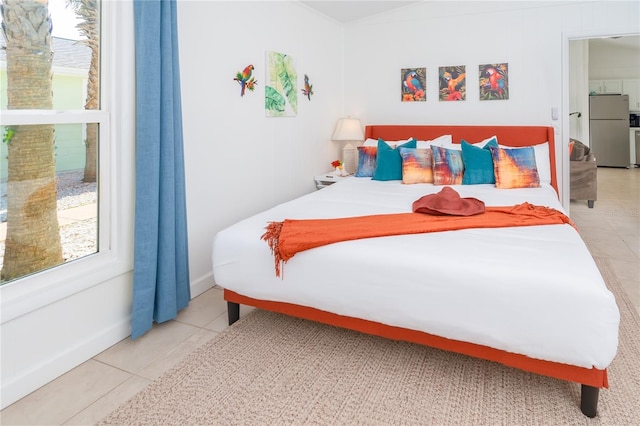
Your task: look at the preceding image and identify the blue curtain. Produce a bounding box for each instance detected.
[131,0,190,339]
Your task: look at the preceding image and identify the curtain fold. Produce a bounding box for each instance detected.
[131,0,190,339]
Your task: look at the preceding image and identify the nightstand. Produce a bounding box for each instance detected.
[314,173,350,189]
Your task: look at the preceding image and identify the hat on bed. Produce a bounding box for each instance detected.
[412,187,485,216]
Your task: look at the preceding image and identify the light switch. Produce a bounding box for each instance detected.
[551,107,559,120]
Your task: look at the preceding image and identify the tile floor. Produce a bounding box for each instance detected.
[1,167,638,425]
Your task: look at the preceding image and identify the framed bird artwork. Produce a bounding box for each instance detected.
[234,64,258,97]
[301,74,314,101]
[401,68,426,102]
[479,63,509,100]
[439,66,466,101]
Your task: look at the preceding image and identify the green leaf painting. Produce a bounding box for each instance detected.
[265,51,297,117]
[265,86,286,113]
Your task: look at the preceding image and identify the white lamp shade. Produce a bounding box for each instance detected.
[331,118,364,141]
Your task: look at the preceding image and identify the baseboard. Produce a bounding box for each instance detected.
[0,318,131,410]
[190,272,215,298]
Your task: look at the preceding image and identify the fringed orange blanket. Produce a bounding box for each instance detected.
[262,202,576,277]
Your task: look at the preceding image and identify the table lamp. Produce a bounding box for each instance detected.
[331,117,364,175]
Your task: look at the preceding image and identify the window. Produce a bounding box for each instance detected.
[0,0,104,284]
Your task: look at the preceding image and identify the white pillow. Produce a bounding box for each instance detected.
[363,137,412,147]
[498,142,551,185]
[533,142,551,185]
[417,134,453,149]
[429,135,497,150]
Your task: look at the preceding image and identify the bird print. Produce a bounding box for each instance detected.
[485,67,505,94]
[441,70,466,101]
[234,64,257,97]
[301,74,314,100]
[402,70,425,101]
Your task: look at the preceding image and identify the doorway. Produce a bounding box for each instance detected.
[563,33,640,209]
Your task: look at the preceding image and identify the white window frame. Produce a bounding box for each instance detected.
[0,1,133,322]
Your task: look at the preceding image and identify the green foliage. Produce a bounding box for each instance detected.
[2,127,15,145]
[267,52,297,114]
[265,86,285,112]
[276,56,297,112]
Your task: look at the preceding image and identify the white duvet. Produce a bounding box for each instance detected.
[212,177,620,370]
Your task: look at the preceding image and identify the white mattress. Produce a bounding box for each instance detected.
[212,177,620,369]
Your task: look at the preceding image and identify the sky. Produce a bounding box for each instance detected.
[48,0,83,40]
[0,0,82,40]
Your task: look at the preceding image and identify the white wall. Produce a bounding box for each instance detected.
[342,0,640,203]
[178,1,345,294]
[589,36,640,79]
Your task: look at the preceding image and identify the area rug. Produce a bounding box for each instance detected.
[99,257,639,425]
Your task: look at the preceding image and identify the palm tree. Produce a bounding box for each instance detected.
[67,0,99,183]
[1,0,63,280]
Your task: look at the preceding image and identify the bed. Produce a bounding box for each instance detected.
[212,124,620,418]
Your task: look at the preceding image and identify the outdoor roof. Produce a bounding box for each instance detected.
[0,32,90,70]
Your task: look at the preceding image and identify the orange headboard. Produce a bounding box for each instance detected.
[365,125,557,194]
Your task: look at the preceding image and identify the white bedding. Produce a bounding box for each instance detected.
[212,177,620,369]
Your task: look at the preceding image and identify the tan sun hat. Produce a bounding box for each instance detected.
[412,187,485,216]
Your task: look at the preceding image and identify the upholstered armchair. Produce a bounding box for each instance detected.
[569,139,597,208]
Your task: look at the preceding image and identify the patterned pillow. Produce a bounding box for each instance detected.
[399,147,433,184]
[489,146,540,188]
[461,138,498,185]
[372,138,417,181]
[355,146,378,177]
[432,145,464,185]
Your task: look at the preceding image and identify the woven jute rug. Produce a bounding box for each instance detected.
[99,257,639,425]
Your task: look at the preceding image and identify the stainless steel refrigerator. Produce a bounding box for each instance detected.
[589,94,630,167]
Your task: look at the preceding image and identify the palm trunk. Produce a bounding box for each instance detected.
[1,0,63,280]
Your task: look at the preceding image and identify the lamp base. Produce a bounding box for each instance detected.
[343,143,357,175]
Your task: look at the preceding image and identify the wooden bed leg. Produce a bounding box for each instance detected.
[228,301,240,325]
[580,385,599,418]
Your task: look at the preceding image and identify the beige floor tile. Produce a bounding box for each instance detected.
[63,375,151,425]
[609,258,640,282]
[175,286,227,327]
[0,360,130,426]
[585,238,639,263]
[93,320,201,374]
[136,328,218,381]
[205,311,231,333]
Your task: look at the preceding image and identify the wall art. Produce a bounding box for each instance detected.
[234,64,257,97]
[438,65,467,101]
[265,51,298,116]
[439,66,466,101]
[401,68,426,102]
[479,63,509,100]
[301,74,314,101]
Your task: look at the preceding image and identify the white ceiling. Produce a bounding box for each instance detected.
[588,35,640,52]
[300,1,421,23]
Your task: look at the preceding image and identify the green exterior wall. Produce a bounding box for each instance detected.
[1,70,88,181]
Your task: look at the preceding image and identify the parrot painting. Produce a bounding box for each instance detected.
[301,74,314,100]
[479,63,508,100]
[485,67,505,94]
[440,69,466,101]
[234,64,258,97]
[402,68,426,101]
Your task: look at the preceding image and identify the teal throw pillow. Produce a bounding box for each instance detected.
[372,138,417,181]
[461,138,498,185]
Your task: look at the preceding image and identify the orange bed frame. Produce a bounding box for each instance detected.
[224,125,605,417]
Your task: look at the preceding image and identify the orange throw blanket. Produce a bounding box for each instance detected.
[262,202,576,277]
